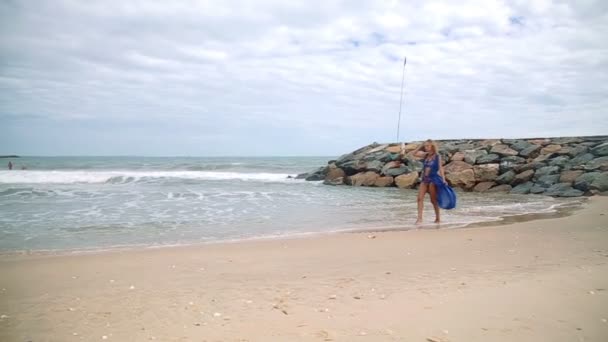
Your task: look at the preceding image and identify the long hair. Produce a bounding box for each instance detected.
[425,139,439,155]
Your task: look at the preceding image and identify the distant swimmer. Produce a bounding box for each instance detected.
[21,165,27,170]
[8,161,12,170]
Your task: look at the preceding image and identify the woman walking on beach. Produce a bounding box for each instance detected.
[412,139,447,224]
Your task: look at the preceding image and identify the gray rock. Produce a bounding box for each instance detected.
[549,156,570,168]
[519,145,541,158]
[584,156,608,171]
[304,166,328,181]
[552,137,583,145]
[590,142,608,156]
[456,143,476,152]
[405,156,423,172]
[511,182,533,194]
[530,184,547,194]
[544,183,584,197]
[384,165,410,177]
[570,153,595,166]
[341,159,367,175]
[513,170,535,186]
[476,153,501,164]
[573,172,601,192]
[491,144,518,157]
[509,140,533,152]
[534,166,560,178]
[560,145,589,158]
[590,172,608,191]
[496,170,516,184]
[464,150,487,164]
[514,161,546,173]
[365,160,384,172]
[536,174,560,187]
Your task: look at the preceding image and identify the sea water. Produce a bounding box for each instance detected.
[0,156,582,252]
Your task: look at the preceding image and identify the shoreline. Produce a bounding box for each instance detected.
[1,197,607,341]
[0,195,587,259]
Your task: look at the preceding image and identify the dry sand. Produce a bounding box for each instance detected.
[1,197,607,342]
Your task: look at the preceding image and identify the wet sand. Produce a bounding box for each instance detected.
[1,197,607,341]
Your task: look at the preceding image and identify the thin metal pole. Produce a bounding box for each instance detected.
[396,57,407,142]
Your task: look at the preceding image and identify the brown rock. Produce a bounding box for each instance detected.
[479,139,501,147]
[374,176,394,187]
[473,163,499,182]
[533,153,554,163]
[395,172,419,188]
[541,144,562,155]
[451,151,465,162]
[445,161,473,173]
[446,169,476,189]
[386,146,402,153]
[488,184,512,192]
[528,139,551,146]
[325,165,345,181]
[402,143,420,152]
[473,181,496,192]
[347,171,379,186]
[490,144,518,157]
[513,169,535,185]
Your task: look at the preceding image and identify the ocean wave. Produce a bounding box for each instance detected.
[0,170,299,184]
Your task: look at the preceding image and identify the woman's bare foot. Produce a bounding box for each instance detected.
[434,219,441,223]
[415,219,423,225]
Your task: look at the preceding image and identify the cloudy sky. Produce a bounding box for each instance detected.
[1,0,607,156]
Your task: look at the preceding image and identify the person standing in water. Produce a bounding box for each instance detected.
[411,139,447,224]
[8,161,12,170]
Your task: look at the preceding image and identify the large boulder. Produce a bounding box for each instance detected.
[530,184,546,194]
[496,170,516,184]
[455,143,476,152]
[402,143,420,153]
[512,170,535,185]
[381,161,401,175]
[514,161,545,173]
[519,145,542,158]
[488,184,512,192]
[446,169,476,189]
[445,160,473,173]
[534,165,560,178]
[544,183,584,197]
[509,140,533,152]
[479,139,502,148]
[549,156,570,168]
[365,160,384,172]
[584,156,608,171]
[536,174,560,187]
[464,150,487,164]
[476,153,501,164]
[365,144,390,154]
[490,144,518,157]
[511,182,533,194]
[552,137,583,145]
[559,145,588,158]
[374,176,394,187]
[590,172,608,191]
[473,163,499,182]
[404,156,424,172]
[451,151,465,162]
[499,156,526,173]
[395,172,419,188]
[528,139,551,146]
[559,170,584,184]
[473,181,496,192]
[590,142,608,156]
[325,165,345,182]
[385,145,402,153]
[303,166,328,181]
[573,172,601,192]
[341,159,367,175]
[541,144,562,155]
[346,171,379,186]
[533,153,556,163]
[569,153,595,167]
[385,165,410,177]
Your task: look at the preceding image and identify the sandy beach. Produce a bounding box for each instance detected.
[1,198,607,342]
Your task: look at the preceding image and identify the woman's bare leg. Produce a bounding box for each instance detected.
[429,183,441,223]
[416,183,428,224]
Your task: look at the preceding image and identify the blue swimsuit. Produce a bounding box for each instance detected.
[422,154,443,185]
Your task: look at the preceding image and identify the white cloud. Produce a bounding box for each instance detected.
[0,0,607,155]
